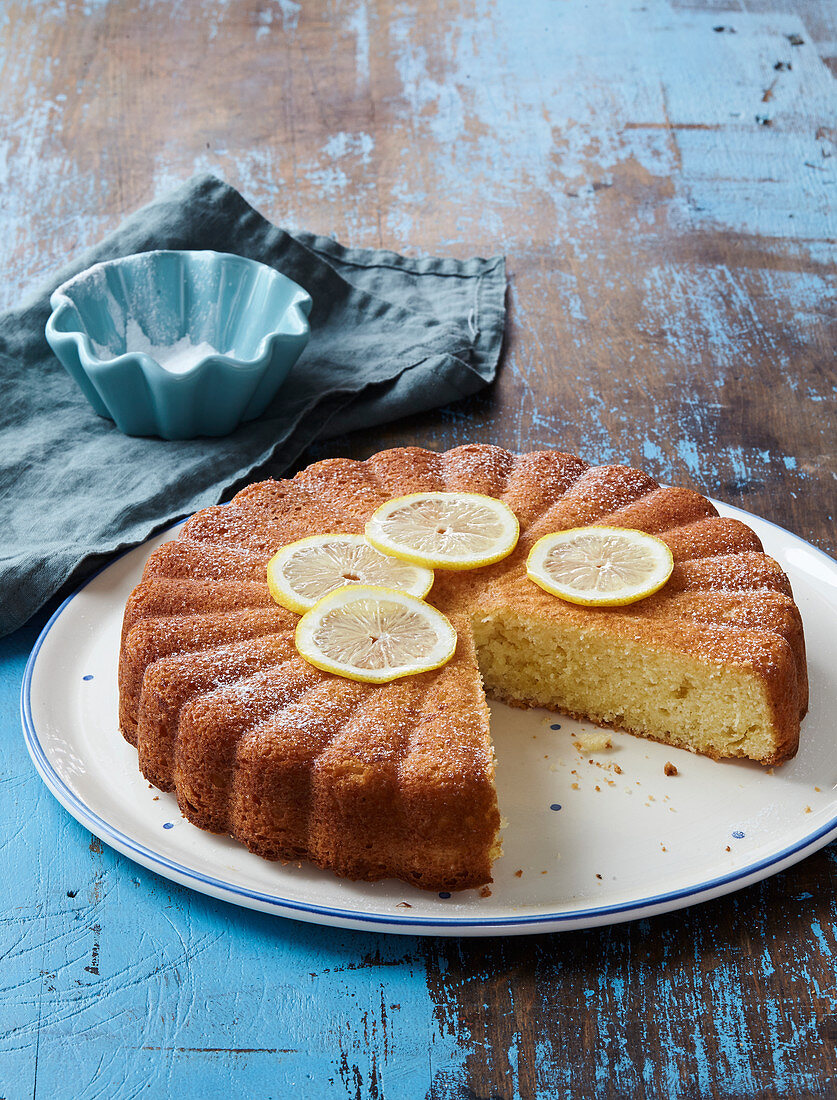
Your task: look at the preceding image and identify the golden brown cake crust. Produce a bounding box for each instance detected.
[118,445,807,891]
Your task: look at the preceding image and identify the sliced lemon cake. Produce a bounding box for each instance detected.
[118,445,807,891]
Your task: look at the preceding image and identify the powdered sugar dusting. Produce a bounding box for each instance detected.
[96,317,221,374]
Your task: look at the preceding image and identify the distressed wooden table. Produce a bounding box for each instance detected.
[1,1,834,1097]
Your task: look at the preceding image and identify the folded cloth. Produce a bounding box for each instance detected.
[0,174,506,637]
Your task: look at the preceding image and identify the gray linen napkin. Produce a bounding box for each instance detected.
[0,175,506,636]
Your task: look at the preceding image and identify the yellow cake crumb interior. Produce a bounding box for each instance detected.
[472,610,777,762]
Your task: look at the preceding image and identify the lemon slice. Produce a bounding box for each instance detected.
[527,526,674,606]
[295,586,457,683]
[365,492,519,570]
[267,534,434,614]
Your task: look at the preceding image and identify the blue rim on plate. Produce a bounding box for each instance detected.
[19,503,837,935]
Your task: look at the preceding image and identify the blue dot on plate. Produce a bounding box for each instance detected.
[82,675,94,681]
[550,803,562,811]
[732,830,745,839]
[438,891,451,899]
[162,822,174,830]
[550,723,562,730]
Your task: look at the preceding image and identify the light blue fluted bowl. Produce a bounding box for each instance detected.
[45,250,312,440]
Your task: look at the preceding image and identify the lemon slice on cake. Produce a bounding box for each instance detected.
[267,534,434,614]
[365,492,519,570]
[295,585,457,683]
[527,526,674,606]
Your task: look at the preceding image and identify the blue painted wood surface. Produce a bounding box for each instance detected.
[1,0,835,1096]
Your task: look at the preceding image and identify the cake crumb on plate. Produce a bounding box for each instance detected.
[573,731,613,752]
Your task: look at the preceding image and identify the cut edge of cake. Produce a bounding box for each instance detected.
[472,605,801,767]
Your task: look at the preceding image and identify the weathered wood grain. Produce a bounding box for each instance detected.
[0,0,834,1097]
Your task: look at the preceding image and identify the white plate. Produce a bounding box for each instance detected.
[21,502,837,936]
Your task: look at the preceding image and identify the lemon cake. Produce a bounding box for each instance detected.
[118,445,807,891]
